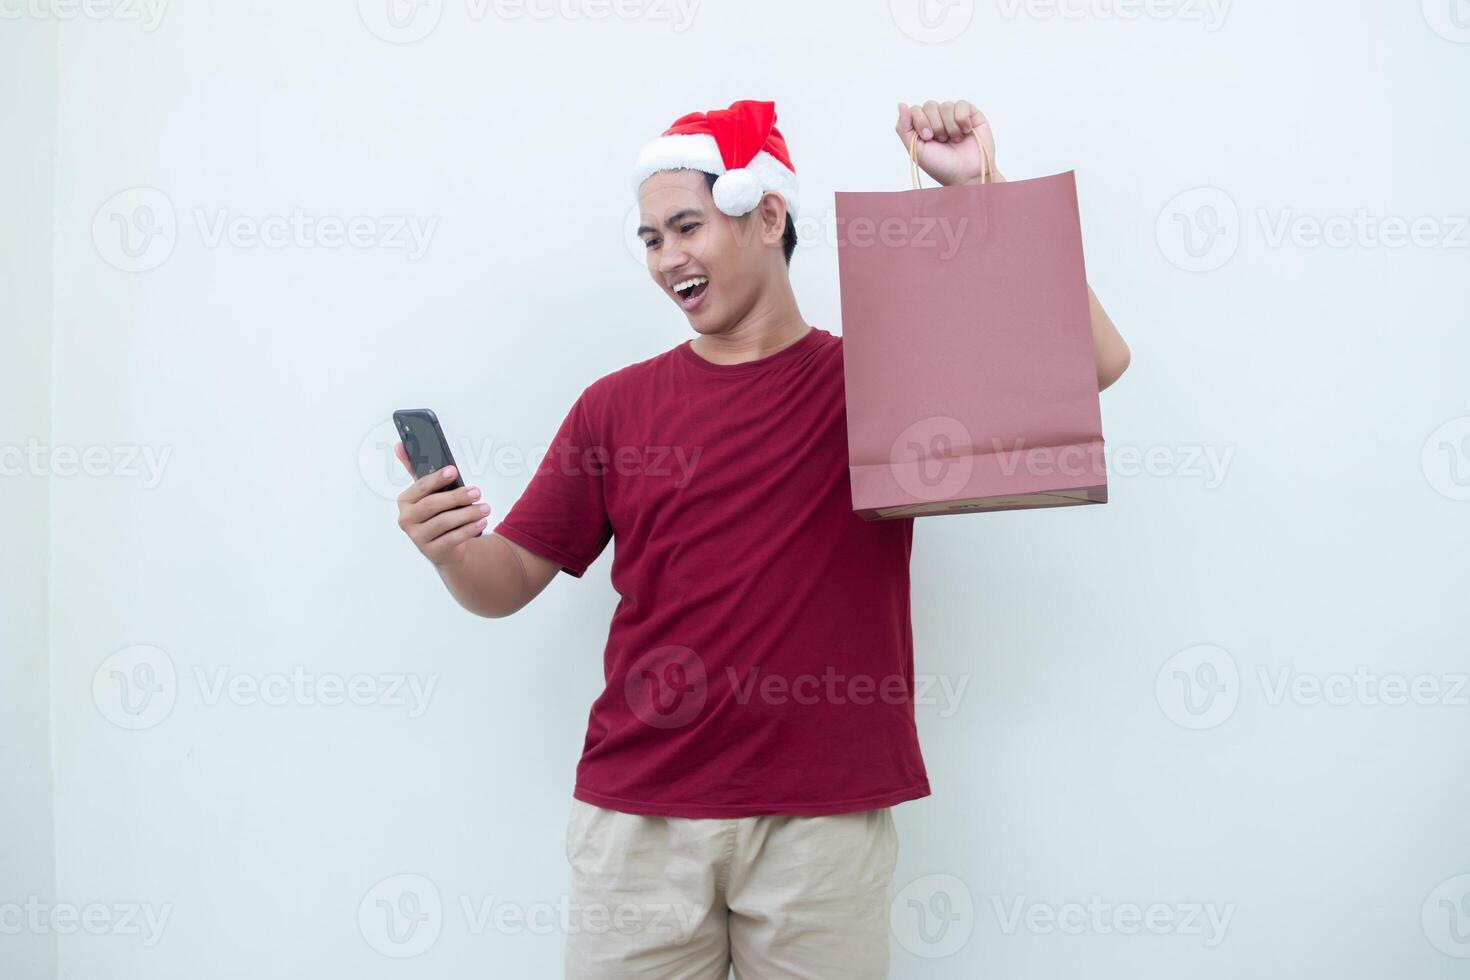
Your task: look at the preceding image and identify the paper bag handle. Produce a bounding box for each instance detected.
[909,129,993,189]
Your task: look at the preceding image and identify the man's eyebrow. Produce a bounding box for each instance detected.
[636,208,705,237]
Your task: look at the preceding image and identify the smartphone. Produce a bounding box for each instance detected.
[393,408,465,491]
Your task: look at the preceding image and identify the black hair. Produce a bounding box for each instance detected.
[702,171,798,266]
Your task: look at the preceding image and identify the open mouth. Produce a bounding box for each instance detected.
[672,276,710,311]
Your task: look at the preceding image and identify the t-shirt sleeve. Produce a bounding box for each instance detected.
[491,390,613,578]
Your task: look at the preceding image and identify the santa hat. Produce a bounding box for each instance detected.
[631,99,800,220]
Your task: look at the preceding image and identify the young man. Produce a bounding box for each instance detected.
[394,99,1130,979]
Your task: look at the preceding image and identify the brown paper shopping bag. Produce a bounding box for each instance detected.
[836,132,1107,519]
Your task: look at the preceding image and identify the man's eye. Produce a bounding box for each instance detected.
[680,223,699,234]
[643,238,660,249]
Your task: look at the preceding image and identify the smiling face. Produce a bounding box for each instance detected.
[636,168,791,336]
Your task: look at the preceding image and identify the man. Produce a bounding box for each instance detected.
[394,98,1130,979]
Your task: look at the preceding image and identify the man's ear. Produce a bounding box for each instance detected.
[755,191,787,247]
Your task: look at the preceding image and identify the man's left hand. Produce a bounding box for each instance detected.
[896,100,999,187]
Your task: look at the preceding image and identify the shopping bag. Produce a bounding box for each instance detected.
[835,131,1107,519]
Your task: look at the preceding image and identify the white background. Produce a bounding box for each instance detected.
[4,0,1469,977]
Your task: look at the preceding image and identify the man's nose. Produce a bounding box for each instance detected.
[657,248,690,273]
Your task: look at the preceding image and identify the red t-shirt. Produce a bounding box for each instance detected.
[492,325,931,817]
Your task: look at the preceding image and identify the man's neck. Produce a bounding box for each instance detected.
[688,283,809,367]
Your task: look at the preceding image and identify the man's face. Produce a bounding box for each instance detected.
[636,168,786,334]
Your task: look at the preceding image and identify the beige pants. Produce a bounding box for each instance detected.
[563,798,899,979]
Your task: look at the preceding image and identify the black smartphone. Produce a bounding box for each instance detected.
[393,408,465,492]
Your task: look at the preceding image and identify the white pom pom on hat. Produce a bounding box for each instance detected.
[711,168,764,215]
[631,99,800,220]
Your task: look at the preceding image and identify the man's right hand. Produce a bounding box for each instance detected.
[394,442,491,568]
